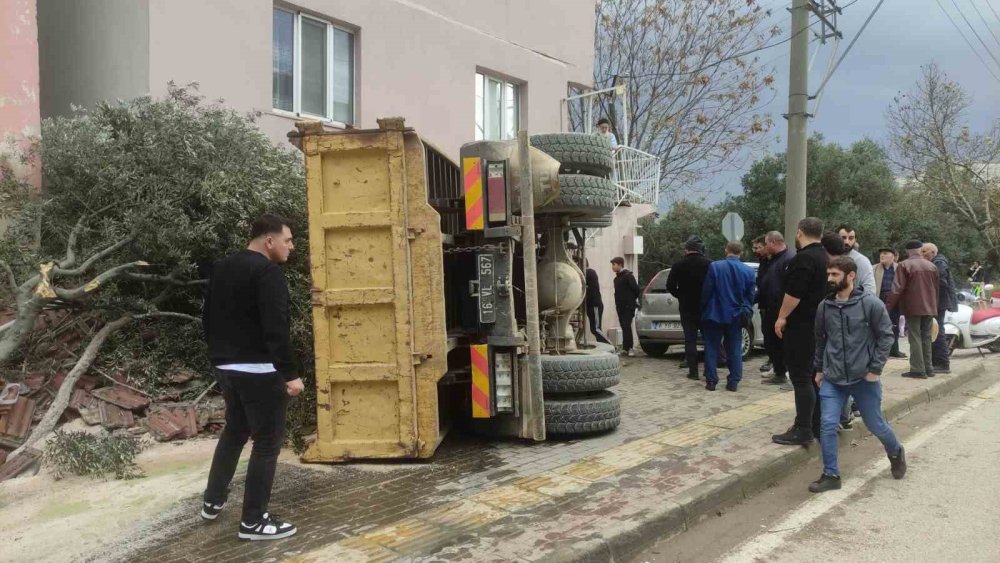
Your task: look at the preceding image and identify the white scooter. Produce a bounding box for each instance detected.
[943,287,1000,355]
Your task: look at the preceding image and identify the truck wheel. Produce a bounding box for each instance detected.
[538,174,617,217]
[544,391,621,436]
[639,342,668,357]
[541,347,621,393]
[570,213,613,228]
[530,133,614,177]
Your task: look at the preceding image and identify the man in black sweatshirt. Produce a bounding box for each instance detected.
[666,236,711,379]
[201,214,303,541]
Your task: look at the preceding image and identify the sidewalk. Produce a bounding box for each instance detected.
[5,350,989,562]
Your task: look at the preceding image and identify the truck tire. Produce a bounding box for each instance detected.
[538,174,617,217]
[530,133,614,177]
[544,391,621,436]
[570,213,613,228]
[541,348,621,393]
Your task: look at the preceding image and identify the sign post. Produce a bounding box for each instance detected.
[721,212,744,242]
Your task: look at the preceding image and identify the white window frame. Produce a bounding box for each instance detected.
[273,7,355,126]
[475,72,521,141]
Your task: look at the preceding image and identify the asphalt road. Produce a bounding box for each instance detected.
[633,366,1000,563]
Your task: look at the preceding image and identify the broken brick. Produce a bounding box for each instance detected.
[98,402,135,430]
[78,407,102,426]
[0,448,41,482]
[92,386,150,411]
[0,397,36,439]
[22,373,45,392]
[146,410,185,441]
[68,389,97,413]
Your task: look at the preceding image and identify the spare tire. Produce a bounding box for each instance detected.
[541,347,621,394]
[539,174,617,218]
[571,213,614,228]
[545,391,621,436]
[530,133,614,177]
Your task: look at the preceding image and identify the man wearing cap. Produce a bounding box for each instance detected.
[874,247,906,358]
[667,236,712,379]
[886,241,939,379]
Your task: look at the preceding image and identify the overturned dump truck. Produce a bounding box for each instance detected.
[289,118,621,462]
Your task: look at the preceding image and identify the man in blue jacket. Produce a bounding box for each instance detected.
[811,255,906,493]
[701,241,756,391]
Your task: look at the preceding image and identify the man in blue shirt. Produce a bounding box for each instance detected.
[701,241,756,391]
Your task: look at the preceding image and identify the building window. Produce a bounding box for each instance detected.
[272,8,355,124]
[475,72,520,141]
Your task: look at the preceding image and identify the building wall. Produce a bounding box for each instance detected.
[37,0,150,119]
[0,0,42,188]
[144,0,595,157]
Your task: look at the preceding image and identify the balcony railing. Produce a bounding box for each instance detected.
[614,146,660,207]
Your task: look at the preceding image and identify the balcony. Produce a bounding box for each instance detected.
[614,146,660,208]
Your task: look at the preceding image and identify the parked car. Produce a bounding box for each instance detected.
[635,263,763,359]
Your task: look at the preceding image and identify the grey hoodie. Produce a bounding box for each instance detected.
[814,288,894,385]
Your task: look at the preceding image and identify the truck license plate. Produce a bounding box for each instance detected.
[478,254,496,324]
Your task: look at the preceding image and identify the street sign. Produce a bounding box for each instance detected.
[722,212,744,241]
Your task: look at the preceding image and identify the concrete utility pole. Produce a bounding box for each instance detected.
[783,0,810,243]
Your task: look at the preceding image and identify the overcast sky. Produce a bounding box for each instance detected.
[696,0,1000,204]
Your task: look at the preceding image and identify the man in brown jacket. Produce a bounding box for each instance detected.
[886,240,939,379]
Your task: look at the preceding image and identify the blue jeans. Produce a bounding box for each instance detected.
[703,321,742,386]
[819,378,902,476]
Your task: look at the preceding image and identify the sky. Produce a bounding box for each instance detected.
[693,0,1000,205]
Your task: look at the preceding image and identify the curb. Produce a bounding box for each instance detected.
[553,360,987,563]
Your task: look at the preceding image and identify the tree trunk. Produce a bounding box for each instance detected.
[9,315,133,460]
[0,294,45,372]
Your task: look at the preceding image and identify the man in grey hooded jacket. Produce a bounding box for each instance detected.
[809,255,907,493]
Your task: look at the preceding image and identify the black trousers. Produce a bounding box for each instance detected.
[932,308,950,369]
[784,324,819,435]
[617,307,636,351]
[680,315,701,376]
[587,302,609,344]
[888,307,902,355]
[760,307,786,377]
[204,369,289,523]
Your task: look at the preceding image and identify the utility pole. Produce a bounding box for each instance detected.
[783,0,841,242]
[783,0,810,243]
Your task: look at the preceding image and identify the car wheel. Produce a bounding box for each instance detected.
[639,342,669,357]
[741,325,753,359]
[987,340,1000,354]
[544,390,621,436]
[541,347,621,394]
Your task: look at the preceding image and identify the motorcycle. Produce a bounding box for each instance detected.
[944,287,1000,355]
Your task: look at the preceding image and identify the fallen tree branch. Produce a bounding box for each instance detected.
[1,261,18,303]
[9,314,133,460]
[53,238,132,277]
[124,273,207,286]
[53,260,149,301]
[93,367,152,398]
[58,203,117,270]
[133,311,200,323]
[193,381,217,405]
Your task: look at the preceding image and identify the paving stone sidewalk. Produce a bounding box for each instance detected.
[95,350,988,562]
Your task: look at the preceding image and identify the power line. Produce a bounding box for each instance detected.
[988,0,1000,28]
[811,0,886,98]
[934,0,1000,83]
[968,0,1000,53]
[949,0,1000,73]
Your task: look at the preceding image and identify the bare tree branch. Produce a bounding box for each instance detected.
[52,261,150,301]
[1,261,18,301]
[133,311,201,323]
[57,203,116,269]
[53,238,132,277]
[124,273,208,286]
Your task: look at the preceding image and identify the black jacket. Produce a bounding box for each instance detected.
[614,269,641,312]
[932,254,959,312]
[782,242,828,327]
[203,250,295,379]
[586,268,603,306]
[758,247,796,311]
[666,253,712,320]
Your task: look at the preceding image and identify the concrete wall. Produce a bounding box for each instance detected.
[0,0,42,188]
[143,0,595,158]
[37,0,149,119]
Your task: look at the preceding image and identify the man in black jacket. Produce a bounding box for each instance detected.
[585,261,609,344]
[772,217,830,446]
[612,256,641,356]
[202,214,303,541]
[666,236,712,379]
[759,231,795,385]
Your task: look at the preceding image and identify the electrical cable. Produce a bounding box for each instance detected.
[934,0,1000,84]
[811,0,886,98]
[969,0,1000,53]
[949,0,1000,73]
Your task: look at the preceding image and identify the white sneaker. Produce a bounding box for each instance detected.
[627,350,636,357]
[238,513,297,541]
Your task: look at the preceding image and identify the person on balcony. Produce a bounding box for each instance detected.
[595,118,619,150]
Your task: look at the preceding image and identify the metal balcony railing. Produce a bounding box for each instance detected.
[613,146,660,207]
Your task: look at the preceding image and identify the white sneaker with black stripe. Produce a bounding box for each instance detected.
[238,513,297,541]
[201,501,225,520]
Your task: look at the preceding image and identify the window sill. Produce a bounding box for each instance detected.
[269,109,353,130]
